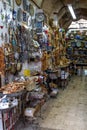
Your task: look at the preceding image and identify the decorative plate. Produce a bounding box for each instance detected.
[29,4,34,16]
[15,0,21,6]
[76,41,81,47]
[36,13,44,22]
[75,35,81,40]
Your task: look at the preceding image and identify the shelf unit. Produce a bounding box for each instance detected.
[66,39,87,64]
[0,91,26,130]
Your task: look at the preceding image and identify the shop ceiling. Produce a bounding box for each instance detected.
[31,0,87,29]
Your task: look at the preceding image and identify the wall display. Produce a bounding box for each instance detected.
[0,0,41,87]
[29,4,34,16]
[15,0,21,6]
[66,30,87,64]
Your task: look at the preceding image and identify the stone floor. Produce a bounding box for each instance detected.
[16,76,87,130]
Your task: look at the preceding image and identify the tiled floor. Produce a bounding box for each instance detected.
[16,76,87,130]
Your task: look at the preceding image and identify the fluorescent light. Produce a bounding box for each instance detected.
[68,4,76,20]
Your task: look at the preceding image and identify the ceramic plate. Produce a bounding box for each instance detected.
[36,13,44,22]
[76,42,81,47]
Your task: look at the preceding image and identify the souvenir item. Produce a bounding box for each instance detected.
[36,13,44,22]
[15,0,21,6]
[36,22,43,34]
[28,16,32,26]
[75,35,81,40]
[81,42,84,47]
[17,62,22,71]
[70,34,74,39]
[71,41,76,47]
[29,4,34,16]
[76,41,81,47]
[85,42,87,48]
[11,63,16,74]
[66,47,73,55]
[12,39,16,46]
[1,33,4,40]
[7,0,11,6]
[33,40,40,48]
[13,10,17,20]
[23,0,27,11]
[5,33,8,42]
[17,8,22,22]
[14,52,19,60]
[74,50,78,55]
[3,2,6,10]
[23,11,27,22]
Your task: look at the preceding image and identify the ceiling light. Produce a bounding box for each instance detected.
[68,4,76,20]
